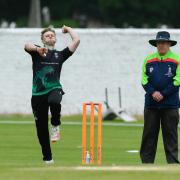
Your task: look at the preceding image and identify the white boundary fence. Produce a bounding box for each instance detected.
[0,28,180,115]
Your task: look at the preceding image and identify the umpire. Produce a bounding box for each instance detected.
[140,31,180,163]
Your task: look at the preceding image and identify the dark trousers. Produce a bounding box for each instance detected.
[31,89,63,161]
[140,108,179,164]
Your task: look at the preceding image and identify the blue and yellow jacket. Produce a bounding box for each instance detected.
[141,50,180,108]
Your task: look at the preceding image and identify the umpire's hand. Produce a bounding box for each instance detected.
[152,91,164,102]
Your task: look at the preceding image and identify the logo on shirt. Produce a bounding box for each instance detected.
[149,67,154,73]
[165,65,173,77]
[54,52,59,59]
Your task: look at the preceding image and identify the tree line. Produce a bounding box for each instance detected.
[0,0,180,28]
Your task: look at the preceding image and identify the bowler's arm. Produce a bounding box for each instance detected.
[24,43,38,52]
[24,43,47,57]
[62,25,80,52]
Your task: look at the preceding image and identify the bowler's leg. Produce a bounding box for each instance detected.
[31,95,52,161]
[48,89,62,126]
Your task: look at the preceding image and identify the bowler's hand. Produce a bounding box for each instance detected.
[152,91,164,102]
[62,25,71,34]
[37,47,48,57]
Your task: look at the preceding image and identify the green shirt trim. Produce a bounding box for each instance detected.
[32,86,61,96]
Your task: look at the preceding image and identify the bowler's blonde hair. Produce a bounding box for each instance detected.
[41,28,56,40]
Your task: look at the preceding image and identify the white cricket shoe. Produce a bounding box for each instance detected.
[51,125,60,142]
[44,159,54,165]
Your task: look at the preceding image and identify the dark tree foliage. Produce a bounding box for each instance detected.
[1,0,180,27]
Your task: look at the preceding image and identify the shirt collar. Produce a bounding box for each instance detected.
[157,50,171,60]
[44,44,55,50]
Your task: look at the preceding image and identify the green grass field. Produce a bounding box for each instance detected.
[1,114,180,180]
